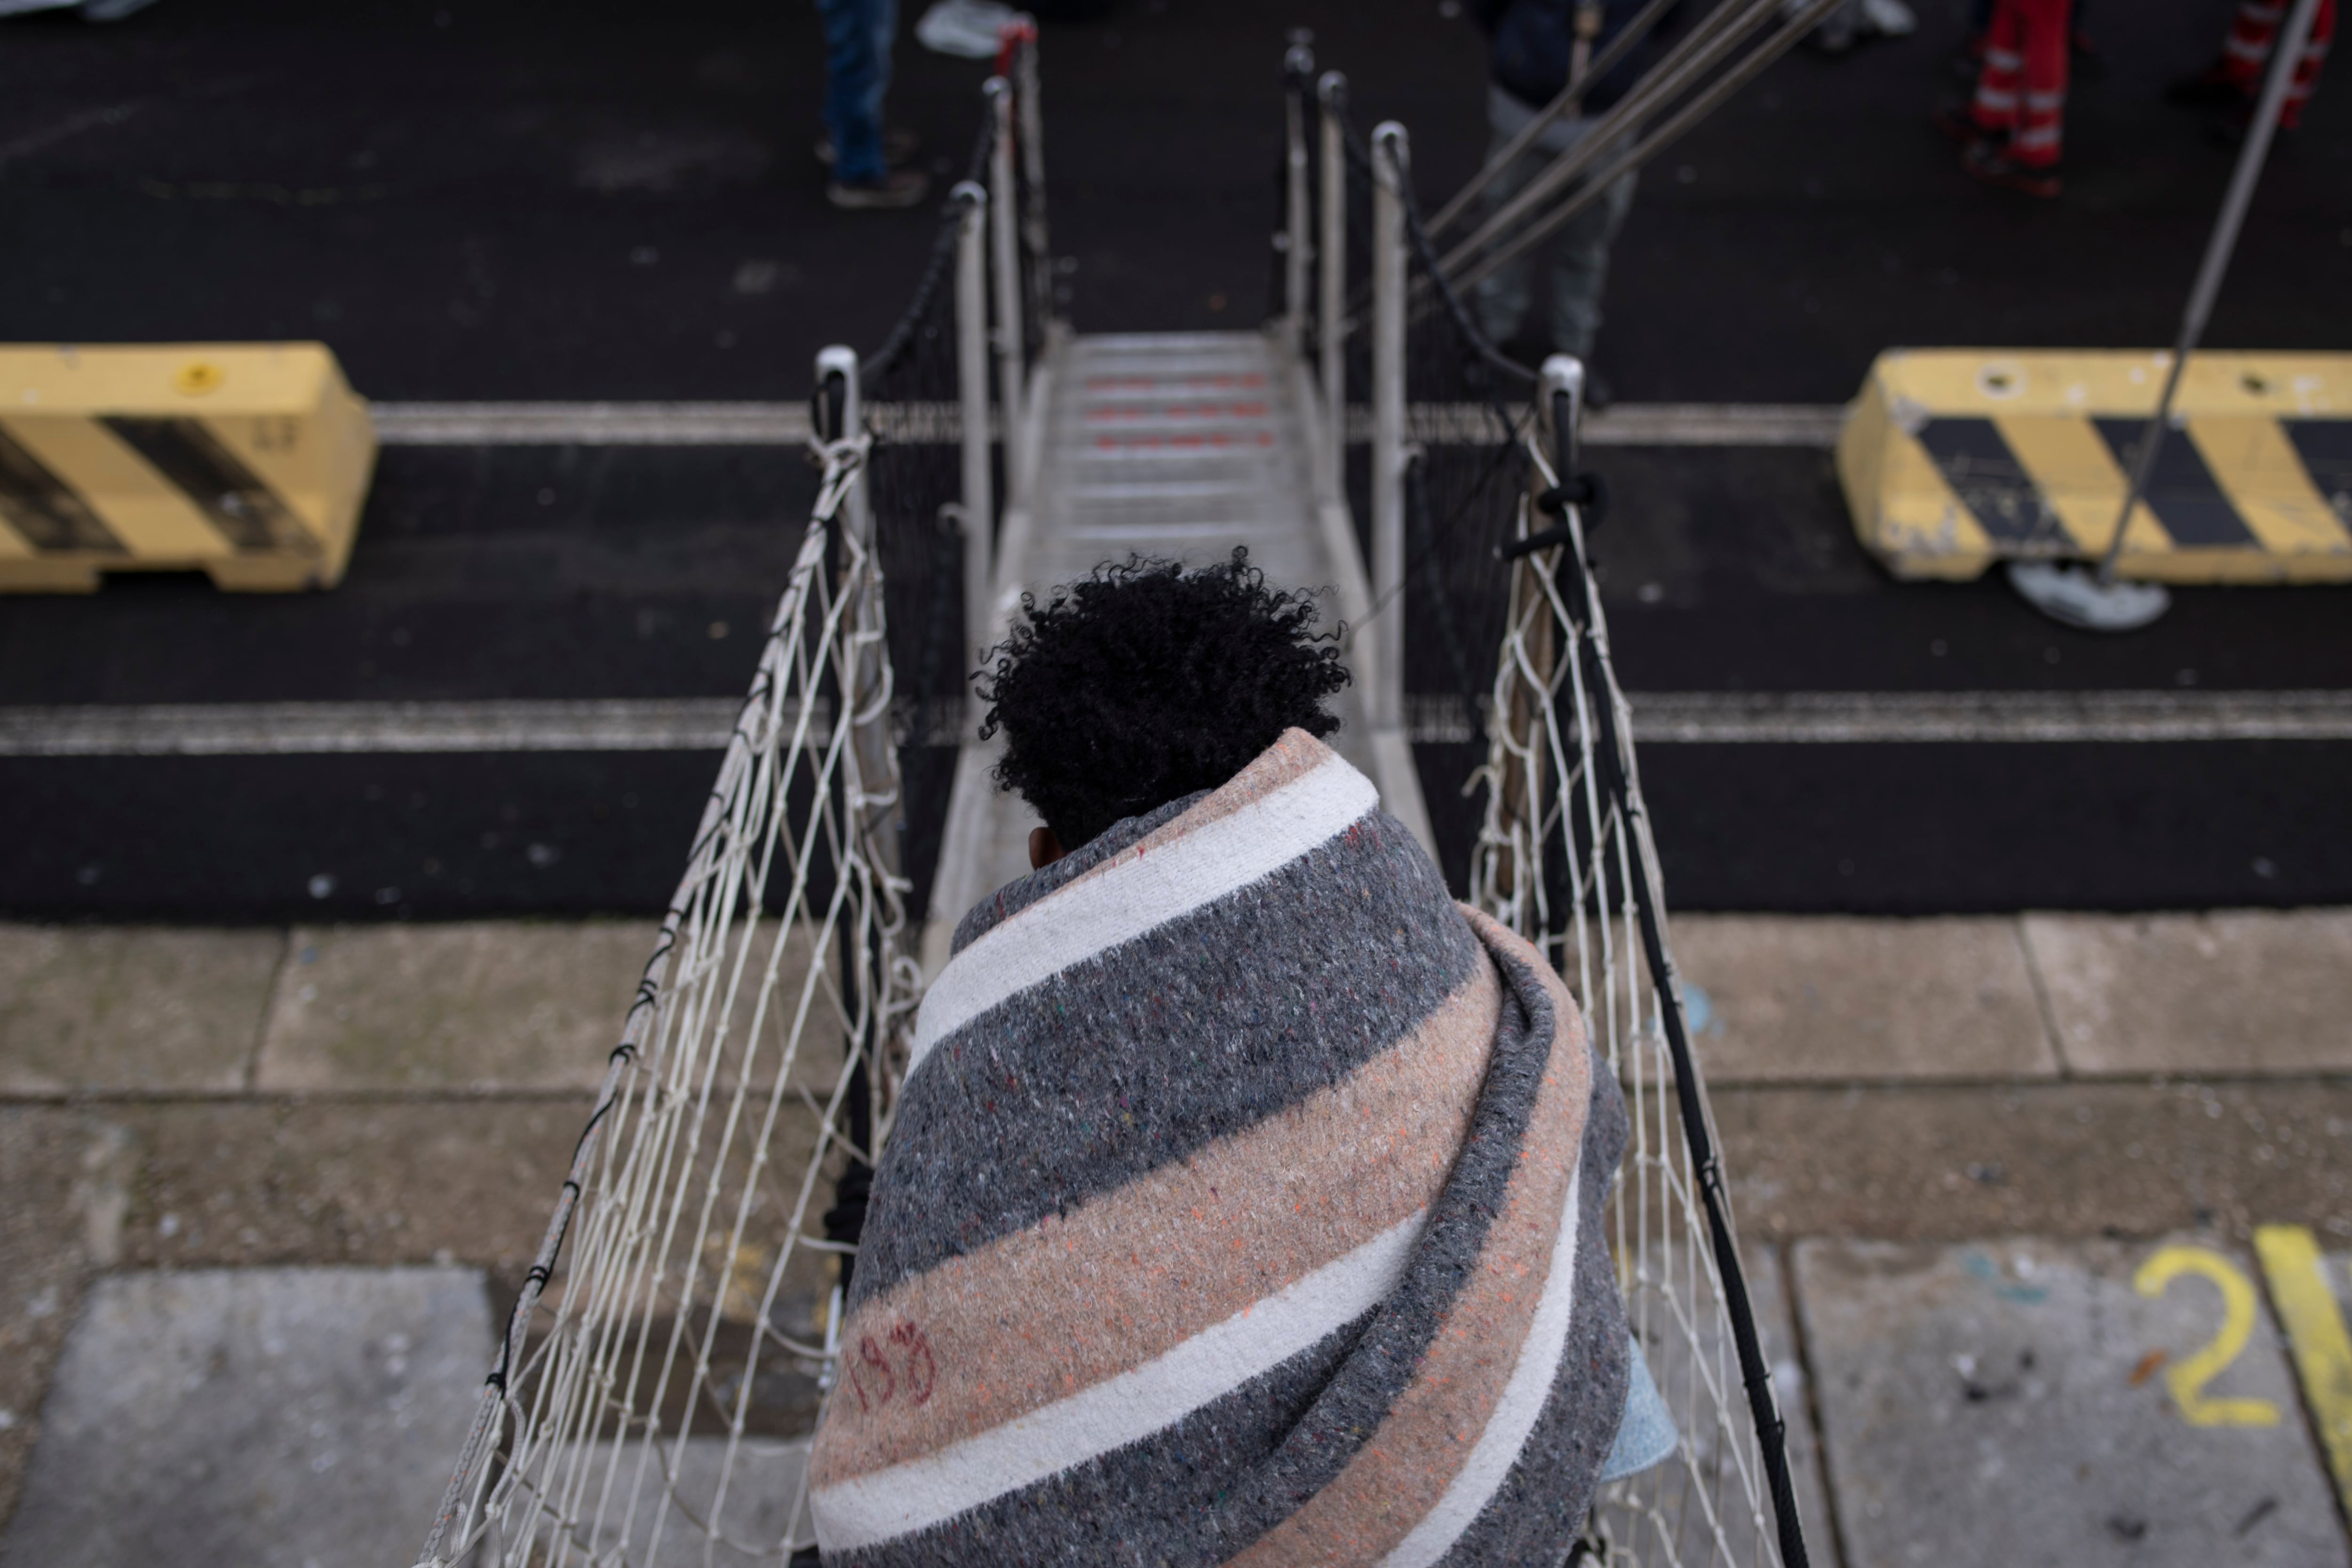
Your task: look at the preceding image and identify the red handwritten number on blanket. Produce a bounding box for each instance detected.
[850,1320,937,1412]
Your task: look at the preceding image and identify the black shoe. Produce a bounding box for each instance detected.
[827,169,931,210]
[1963,140,2062,197]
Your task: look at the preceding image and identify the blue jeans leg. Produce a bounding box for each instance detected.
[819,0,897,184]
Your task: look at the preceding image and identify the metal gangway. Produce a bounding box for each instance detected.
[925,319,1432,965]
[414,13,1838,1566]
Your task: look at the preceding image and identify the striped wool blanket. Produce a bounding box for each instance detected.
[810,729,1633,1565]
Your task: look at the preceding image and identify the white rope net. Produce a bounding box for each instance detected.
[1470,415,1804,1568]
[414,436,919,1568]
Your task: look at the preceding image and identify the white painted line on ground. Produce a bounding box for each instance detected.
[0,698,750,755]
[1582,402,1847,448]
[371,402,815,446]
[1414,690,2352,745]
[1629,689,2352,744]
[5,690,2347,757]
[369,401,1848,449]
[1337,402,1847,447]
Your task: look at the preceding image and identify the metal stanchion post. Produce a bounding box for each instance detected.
[1282,43,1313,353]
[952,183,994,706]
[817,345,872,563]
[1317,71,1347,501]
[814,343,891,1253]
[1370,122,1409,733]
[1013,26,1052,330]
[986,78,1026,508]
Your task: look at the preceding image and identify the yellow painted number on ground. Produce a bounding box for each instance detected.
[2135,1246,2282,1428]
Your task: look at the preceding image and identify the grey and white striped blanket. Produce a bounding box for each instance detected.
[810,729,1635,1565]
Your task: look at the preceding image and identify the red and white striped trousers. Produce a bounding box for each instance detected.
[1971,0,2075,167]
[2219,0,2336,126]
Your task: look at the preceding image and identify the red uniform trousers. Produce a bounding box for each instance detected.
[1971,0,2076,167]
[2219,0,2336,127]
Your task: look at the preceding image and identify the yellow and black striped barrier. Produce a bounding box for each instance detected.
[1838,349,2352,584]
[0,344,375,592]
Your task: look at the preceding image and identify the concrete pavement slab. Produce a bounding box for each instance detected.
[1672,915,2058,1083]
[257,920,659,1092]
[0,1112,129,1532]
[1716,1080,2352,1247]
[255,919,836,1093]
[99,1095,832,1357]
[0,1266,490,1568]
[1597,1244,1838,1566]
[2024,911,2352,1077]
[107,1100,591,1273]
[0,925,283,1096]
[1796,1236,2348,1568]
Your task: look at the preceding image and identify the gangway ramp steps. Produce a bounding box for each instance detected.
[922,330,1432,974]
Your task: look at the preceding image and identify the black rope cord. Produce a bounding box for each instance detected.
[865,108,995,382]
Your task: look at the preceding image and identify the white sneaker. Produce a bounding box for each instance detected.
[1860,0,1917,36]
[916,0,1017,59]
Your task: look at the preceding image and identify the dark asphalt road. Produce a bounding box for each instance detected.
[5,0,2346,396]
[2,0,2347,920]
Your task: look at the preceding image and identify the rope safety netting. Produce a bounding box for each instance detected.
[1287,55,1817,1568]
[1476,411,1814,1568]
[409,74,1021,1566]
[413,429,914,1568]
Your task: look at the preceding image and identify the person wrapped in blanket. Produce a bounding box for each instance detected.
[808,551,1674,1565]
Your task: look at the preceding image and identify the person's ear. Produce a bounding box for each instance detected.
[1028,825,1065,870]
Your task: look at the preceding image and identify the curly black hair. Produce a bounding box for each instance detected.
[976,549,1350,849]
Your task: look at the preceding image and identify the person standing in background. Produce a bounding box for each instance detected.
[1470,0,1679,406]
[1938,0,2074,196]
[819,0,930,209]
[2169,0,2337,133]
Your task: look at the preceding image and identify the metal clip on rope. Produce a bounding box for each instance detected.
[1500,471,1609,558]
